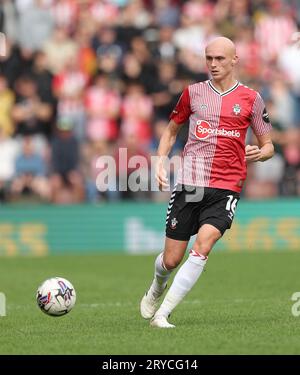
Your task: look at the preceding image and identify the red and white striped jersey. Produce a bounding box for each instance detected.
[170,80,272,192]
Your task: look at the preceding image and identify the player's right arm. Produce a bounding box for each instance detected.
[155,87,192,190]
[156,120,182,190]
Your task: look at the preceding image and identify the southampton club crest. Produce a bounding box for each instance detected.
[233,104,241,116]
[170,218,178,229]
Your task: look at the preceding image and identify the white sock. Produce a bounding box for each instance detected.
[155,250,208,317]
[149,252,173,298]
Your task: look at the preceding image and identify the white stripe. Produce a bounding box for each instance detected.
[166,190,176,223]
[208,80,239,96]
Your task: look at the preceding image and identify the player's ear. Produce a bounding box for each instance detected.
[232,55,238,66]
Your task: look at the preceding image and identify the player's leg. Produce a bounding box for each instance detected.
[140,237,188,319]
[151,224,221,328]
[191,223,222,256]
[141,184,193,319]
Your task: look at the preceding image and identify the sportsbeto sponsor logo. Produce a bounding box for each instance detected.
[195,120,240,140]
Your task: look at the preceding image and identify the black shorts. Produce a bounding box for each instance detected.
[165,184,240,241]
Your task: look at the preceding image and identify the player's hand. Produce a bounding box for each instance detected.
[155,158,170,191]
[245,144,262,162]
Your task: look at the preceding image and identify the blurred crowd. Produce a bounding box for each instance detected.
[0,0,300,204]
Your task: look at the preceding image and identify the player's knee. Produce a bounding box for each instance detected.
[194,233,220,256]
[193,243,212,256]
[163,257,181,270]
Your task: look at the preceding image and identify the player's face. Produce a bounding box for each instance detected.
[205,47,237,82]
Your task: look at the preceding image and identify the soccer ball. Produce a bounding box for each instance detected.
[36,277,76,316]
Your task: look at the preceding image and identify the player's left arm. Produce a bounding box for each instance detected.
[246,93,274,162]
[245,133,274,162]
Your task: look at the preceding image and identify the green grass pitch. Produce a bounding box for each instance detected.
[0,252,300,354]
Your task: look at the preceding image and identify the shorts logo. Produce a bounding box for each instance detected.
[170,217,178,229]
[195,120,240,140]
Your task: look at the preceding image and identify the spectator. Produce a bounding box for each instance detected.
[84,73,121,142]
[53,55,88,141]
[74,26,97,79]
[0,0,299,203]
[50,119,85,204]
[280,129,300,196]
[43,25,77,75]
[151,60,179,119]
[121,82,153,146]
[18,0,54,56]
[255,0,297,63]
[154,0,180,28]
[50,0,79,33]
[30,51,55,104]
[0,128,18,202]
[0,41,25,88]
[0,0,18,44]
[10,136,50,202]
[0,73,15,136]
[12,75,53,139]
[82,139,119,202]
[153,26,177,60]
[235,25,261,80]
[121,52,143,88]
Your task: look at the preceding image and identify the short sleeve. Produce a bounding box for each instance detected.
[250,93,272,136]
[169,87,192,124]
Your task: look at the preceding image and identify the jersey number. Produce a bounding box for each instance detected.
[226,195,238,214]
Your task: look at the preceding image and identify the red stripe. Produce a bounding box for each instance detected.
[189,249,208,260]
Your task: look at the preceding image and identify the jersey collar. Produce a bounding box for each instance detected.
[208,80,240,97]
